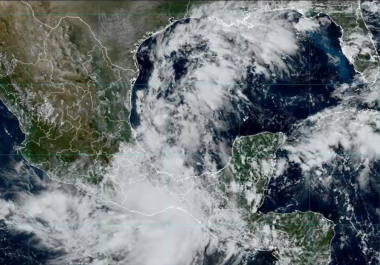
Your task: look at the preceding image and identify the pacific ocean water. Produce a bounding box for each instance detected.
[0,99,60,264]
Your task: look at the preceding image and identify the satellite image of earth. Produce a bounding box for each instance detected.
[0,1,379,264]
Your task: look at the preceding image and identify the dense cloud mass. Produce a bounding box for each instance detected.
[1,1,379,265]
[131,8,354,179]
[260,106,380,264]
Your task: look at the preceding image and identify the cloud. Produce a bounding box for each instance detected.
[1,184,213,265]
[2,2,362,264]
[275,107,380,192]
[133,5,323,182]
[294,16,320,32]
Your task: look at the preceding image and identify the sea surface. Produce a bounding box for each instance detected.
[0,99,59,264]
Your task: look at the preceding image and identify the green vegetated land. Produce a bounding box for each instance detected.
[0,2,335,261]
[221,132,284,212]
[0,1,194,183]
[0,1,375,183]
[307,2,378,76]
[250,211,334,264]
[221,132,334,264]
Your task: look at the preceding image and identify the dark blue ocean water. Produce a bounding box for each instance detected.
[0,99,60,265]
[131,13,377,265]
[259,148,380,264]
[258,13,380,265]
[131,15,354,146]
[0,9,376,265]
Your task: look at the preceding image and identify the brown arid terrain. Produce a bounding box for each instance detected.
[0,1,193,183]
